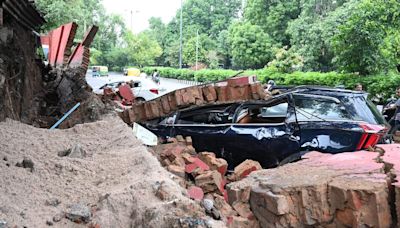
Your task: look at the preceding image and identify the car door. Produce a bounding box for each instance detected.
[290,94,364,153]
[219,98,300,168]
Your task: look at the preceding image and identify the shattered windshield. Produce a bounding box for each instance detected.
[293,97,353,121]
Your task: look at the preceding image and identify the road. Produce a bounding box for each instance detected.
[85,71,192,95]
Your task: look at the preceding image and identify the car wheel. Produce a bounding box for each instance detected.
[135,97,146,102]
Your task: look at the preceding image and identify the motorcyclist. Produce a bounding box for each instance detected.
[389,87,400,135]
[152,69,160,85]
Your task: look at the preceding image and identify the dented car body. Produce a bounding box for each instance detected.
[145,86,388,168]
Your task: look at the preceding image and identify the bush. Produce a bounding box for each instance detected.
[141,66,400,103]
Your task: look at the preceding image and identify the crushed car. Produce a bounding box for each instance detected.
[144,86,388,168]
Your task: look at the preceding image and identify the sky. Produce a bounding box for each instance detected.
[102,0,182,33]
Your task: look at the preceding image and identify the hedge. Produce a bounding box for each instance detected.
[141,67,400,103]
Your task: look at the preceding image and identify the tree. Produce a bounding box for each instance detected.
[244,0,301,45]
[183,34,218,67]
[178,0,242,38]
[332,0,400,75]
[286,0,352,71]
[124,32,163,67]
[228,22,274,69]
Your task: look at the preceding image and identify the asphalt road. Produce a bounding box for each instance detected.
[85,71,192,95]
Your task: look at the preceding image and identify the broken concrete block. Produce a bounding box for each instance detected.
[65,203,91,223]
[216,86,228,102]
[227,85,252,101]
[161,95,171,114]
[161,145,186,162]
[202,85,217,102]
[176,135,185,142]
[195,170,223,194]
[213,194,237,219]
[229,216,259,228]
[233,159,262,180]
[188,186,204,201]
[181,153,195,164]
[232,202,254,220]
[172,156,186,167]
[167,165,186,178]
[185,157,210,174]
[198,152,228,176]
[252,188,290,216]
[185,136,193,146]
[227,185,252,205]
[183,145,196,155]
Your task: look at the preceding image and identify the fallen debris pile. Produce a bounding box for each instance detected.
[228,144,400,227]
[153,136,263,227]
[0,3,106,128]
[0,116,225,228]
[120,76,269,124]
[153,138,400,227]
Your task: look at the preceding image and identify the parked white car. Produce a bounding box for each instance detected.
[93,77,160,101]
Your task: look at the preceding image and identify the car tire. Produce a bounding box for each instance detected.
[135,97,146,102]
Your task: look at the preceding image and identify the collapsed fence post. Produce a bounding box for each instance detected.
[50,102,81,129]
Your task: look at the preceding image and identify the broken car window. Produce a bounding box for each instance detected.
[293,98,352,121]
[236,102,288,124]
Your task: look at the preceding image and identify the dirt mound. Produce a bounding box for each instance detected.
[0,115,221,227]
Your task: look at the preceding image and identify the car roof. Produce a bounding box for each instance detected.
[273,85,366,97]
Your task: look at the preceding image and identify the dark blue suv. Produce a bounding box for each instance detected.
[145,86,388,168]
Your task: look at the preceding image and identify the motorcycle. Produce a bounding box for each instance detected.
[382,98,397,122]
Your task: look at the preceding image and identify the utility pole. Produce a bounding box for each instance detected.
[179,0,183,69]
[195,29,199,71]
[130,10,133,32]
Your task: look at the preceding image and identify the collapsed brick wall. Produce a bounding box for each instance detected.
[0,10,44,123]
[0,10,106,128]
[120,79,269,124]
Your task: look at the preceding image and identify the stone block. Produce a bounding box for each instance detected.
[229,216,259,228]
[251,188,289,216]
[167,165,186,178]
[198,152,228,176]
[232,202,255,220]
[188,186,204,201]
[216,86,228,102]
[213,193,237,218]
[234,159,262,180]
[195,170,223,194]
[202,85,217,102]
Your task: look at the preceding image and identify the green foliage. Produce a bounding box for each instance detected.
[228,22,274,69]
[244,0,301,45]
[332,0,400,75]
[124,32,162,67]
[267,47,303,73]
[142,66,400,103]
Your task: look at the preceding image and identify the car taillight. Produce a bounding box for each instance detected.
[150,88,159,94]
[356,123,386,150]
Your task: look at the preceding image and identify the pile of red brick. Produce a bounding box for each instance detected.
[120,76,269,124]
[153,135,263,227]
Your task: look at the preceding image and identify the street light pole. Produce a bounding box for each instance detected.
[179,0,183,69]
[130,10,133,32]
